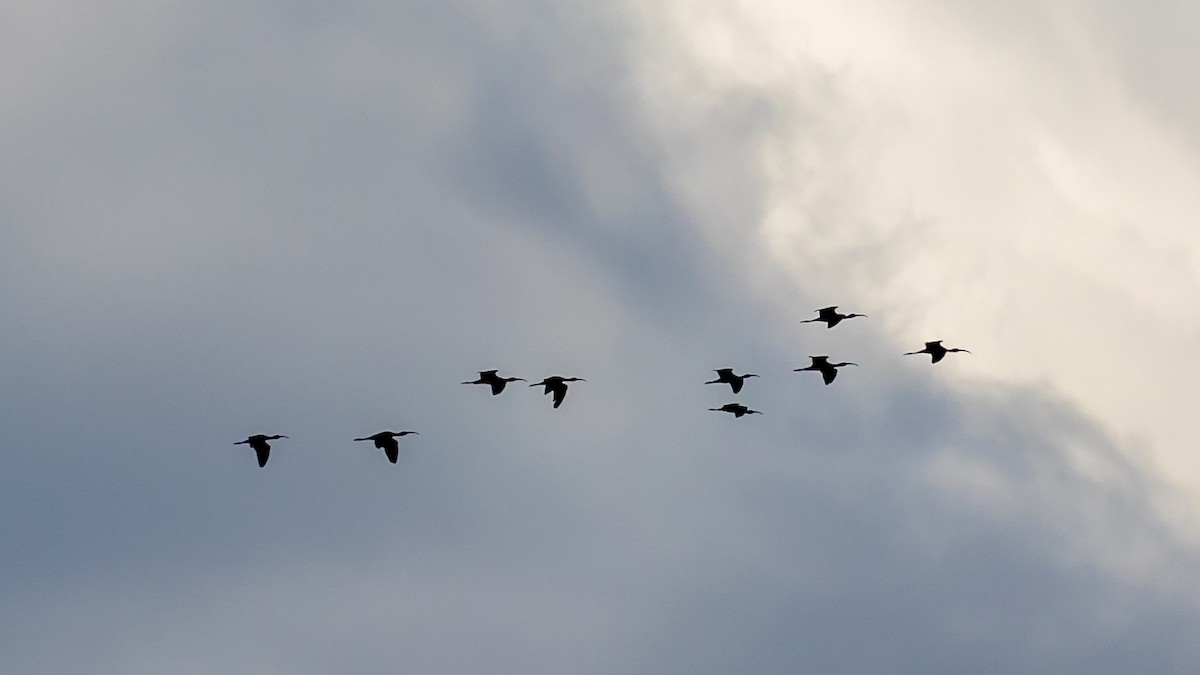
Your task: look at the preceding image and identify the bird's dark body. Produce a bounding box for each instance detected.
[904,340,970,363]
[531,376,585,408]
[709,403,761,417]
[801,306,866,329]
[234,434,287,468]
[354,430,419,464]
[794,355,857,385]
[463,370,526,395]
[706,368,758,394]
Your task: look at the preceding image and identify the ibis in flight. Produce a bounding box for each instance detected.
[709,403,762,417]
[354,430,419,464]
[462,370,527,395]
[530,376,586,409]
[904,340,970,363]
[705,368,759,394]
[801,306,866,328]
[234,434,288,468]
[794,355,858,385]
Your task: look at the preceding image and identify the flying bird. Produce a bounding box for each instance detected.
[354,430,419,464]
[462,370,527,395]
[794,355,858,385]
[705,368,759,394]
[904,340,970,363]
[530,376,586,408]
[234,434,288,468]
[800,306,867,328]
[708,403,762,417]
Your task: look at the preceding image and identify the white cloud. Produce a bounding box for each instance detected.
[629,0,1200,492]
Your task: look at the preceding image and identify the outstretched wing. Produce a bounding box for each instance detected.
[384,444,399,464]
[931,351,945,364]
[490,380,506,395]
[255,446,270,468]
[822,368,837,385]
[551,384,567,408]
[730,378,744,394]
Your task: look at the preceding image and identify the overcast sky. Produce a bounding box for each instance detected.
[3,1,1200,672]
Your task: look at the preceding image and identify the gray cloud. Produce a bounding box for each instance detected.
[2,1,1199,673]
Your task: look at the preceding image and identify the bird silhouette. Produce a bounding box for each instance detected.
[904,340,970,364]
[234,434,288,468]
[709,403,762,417]
[794,355,858,385]
[530,376,586,408]
[462,370,527,395]
[800,306,867,328]
[705,368,759,394]
[353,430,419,464]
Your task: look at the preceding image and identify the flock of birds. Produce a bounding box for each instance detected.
[702,307,968,418]
[233,306,969,467]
